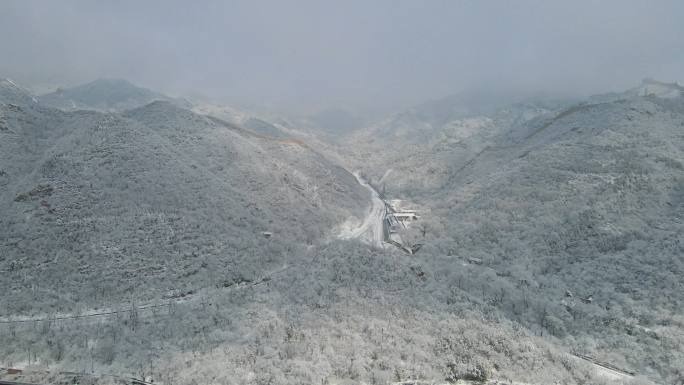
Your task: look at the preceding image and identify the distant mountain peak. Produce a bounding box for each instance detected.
[90,77,134,85]
[588,78,684,103]
[641,77,681,87]
[67,78,158,97]
[81,78,148,92]
[38,78,174,111]
[635,78,683,98]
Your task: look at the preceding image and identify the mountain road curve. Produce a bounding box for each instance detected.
[338,171,386,249]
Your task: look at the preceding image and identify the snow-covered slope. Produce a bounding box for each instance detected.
[191,103,293,139]
[1,85,368,314]
[335,81,684,383]
[4,78,675,385]
[0,78,39,105]
[38,78,190,112]
[629,78,683,98]
[340,95,564,193]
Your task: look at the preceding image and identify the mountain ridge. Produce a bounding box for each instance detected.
[37,78,191,112]
[1,80,370,315]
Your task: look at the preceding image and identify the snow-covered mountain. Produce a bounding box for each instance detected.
[38,78,191,112]
[191,103,294,139]
[1,82,368,314]
[338,80,684,383]
[0,78,39,105]
[338,92,568,192]
[3,77,683,384]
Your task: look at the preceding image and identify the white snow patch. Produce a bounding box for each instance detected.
[336,171,385,248]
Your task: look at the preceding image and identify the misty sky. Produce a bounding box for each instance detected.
[1,0,683,112]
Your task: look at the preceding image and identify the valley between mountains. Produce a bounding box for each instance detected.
[1,78,683,385]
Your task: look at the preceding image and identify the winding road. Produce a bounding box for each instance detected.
[338,171,386,249]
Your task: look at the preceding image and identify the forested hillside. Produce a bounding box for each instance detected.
[0,80,368,315]
[3,1,684,384]
[37,78,190,112]
[430,95,684,381]
[337,82,684,383]
[2,77,682,385]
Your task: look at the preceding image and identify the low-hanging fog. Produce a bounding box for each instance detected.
[1,0,683,114]
[3,2,684,384]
